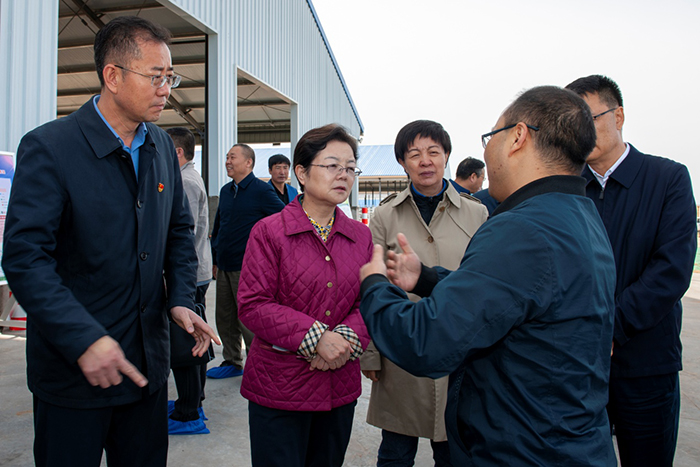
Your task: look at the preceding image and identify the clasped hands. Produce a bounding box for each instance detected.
[360,233,422,292]
[77,306,220,389]
[309,233,421,372]
[309,330,352,371]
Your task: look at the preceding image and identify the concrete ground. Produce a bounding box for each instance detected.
[2,278,700,466]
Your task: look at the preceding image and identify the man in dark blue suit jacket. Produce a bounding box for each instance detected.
[2,16,218,467]
[208,144,285,379]
[567,75,696,467]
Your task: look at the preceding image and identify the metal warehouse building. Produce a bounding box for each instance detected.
[0,0,363,199]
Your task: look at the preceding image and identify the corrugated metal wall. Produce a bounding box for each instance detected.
[165,0,363,192]
[0,0,58,155]
[0,0,362,196]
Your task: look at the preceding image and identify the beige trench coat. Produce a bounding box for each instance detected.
[360,183,488,440]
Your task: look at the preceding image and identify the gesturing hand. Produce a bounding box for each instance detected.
[315,331,352,370]
[77,336,148,389]
[360,244,387,282]
[386,233,422,292]
[170,306,222,357]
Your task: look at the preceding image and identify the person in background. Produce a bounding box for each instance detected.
[450,156,485,194]
[166,127,213,435]
[361,120,487,466]
[360,86,617,465]
[2,16,218,466]
[471,188,499,215]
[268,153,299,204]
[238,124,373,466]
[208,143,285,379]
[566,74,696,467]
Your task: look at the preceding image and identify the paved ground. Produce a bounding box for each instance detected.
[2,277,700,466]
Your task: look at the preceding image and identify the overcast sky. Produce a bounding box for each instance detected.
[312,0,700,199]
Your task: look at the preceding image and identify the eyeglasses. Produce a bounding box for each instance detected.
[481,123,539,149]
[309,163,362,178]
[591,107,617,121]
[114,65,181,89]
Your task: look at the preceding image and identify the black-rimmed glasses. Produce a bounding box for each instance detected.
[591,107,617,121]
[481,124,539,149]
[310,163,362,178]
[115,65,181,89]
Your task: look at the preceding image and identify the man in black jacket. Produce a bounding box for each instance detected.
[2,16,218,467]
[567,74,696,467]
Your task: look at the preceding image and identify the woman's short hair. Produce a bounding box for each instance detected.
[394,120,452,163]
[293,124,358,191]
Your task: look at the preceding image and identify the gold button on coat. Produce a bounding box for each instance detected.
[325,255,331,261]
[327,282,333,288]
[325,310,331,316]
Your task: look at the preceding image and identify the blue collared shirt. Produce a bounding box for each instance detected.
[93,95,147,180]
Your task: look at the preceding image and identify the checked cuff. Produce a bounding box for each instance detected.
[297,320,329,358]
[333,324,363,361]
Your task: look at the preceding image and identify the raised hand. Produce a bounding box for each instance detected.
[386,233,422,292]
[360,244,387,282]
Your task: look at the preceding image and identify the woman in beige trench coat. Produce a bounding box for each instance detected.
[360,120,488,466]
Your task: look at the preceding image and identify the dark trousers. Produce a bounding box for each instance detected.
[33,384,168,467]
[248,400,356,467]
[215,269,253,369]
[377,429,452,467]
[171,283,209,422]
[608,372,680,467]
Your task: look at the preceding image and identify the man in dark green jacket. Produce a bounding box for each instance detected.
[360,86,617,466]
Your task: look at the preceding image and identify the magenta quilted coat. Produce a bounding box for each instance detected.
[238,199,373,411]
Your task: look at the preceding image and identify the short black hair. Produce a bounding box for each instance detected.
[94,16,172,88]
[293,124,358,192]
[394,120,451,163]
[233,143,255,169]
[456,157,485,180]
[501,86,596,173]
[565,75,623,109]
[268,154,291,170]
[166,127,195,161]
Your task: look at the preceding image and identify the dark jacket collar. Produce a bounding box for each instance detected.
[235,171,256,189]
[582,143,642,189]
[75,96,125,159]
[492,175,586,217]
[75,96,160,186]
[283,197,359,243]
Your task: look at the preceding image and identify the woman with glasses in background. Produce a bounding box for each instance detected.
[238,124,373,467]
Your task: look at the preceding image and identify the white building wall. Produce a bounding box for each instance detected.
[0,0,362,196]
[164,0,363,192]
[0,0,58,155]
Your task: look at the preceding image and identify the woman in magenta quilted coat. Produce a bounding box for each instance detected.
[238,124,373,467]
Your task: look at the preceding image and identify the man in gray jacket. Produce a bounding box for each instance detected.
[167,127,214,434]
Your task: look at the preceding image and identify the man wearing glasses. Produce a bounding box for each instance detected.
[2,16,218,466]
[208,144,285,379]
[360,86,617,465]
[566,75,696,467]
